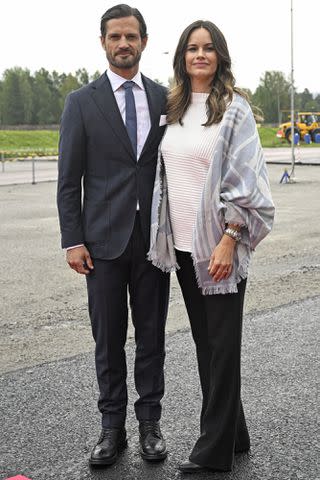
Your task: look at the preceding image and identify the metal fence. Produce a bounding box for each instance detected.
[0,152,58,186]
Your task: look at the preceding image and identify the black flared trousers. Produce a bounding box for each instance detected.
[175,250,250,471]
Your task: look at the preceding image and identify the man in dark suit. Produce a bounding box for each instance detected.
[57,4,169,467]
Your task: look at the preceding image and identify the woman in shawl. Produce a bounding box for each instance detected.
[148,20,275,473]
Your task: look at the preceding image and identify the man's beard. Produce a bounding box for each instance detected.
[107,50,142,69]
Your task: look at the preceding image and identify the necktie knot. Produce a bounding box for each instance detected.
[122,80,135,90]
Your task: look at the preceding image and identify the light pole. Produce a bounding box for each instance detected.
[289,0,296,180]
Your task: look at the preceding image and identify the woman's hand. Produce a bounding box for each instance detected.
[208,234,236,282]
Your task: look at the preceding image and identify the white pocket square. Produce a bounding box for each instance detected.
[159,115,167,126]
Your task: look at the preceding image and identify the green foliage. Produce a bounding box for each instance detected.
[0,68,101,126]
[252,71,291,124]
[58,74,81,113]
[0,127,318,159]
[252,72,320,124]
[33,69,59,124]
[258,127,286,147]
[1,67,34,125]
[295,89,320,112]
[257,127,320,148]
[91,71,102,81]
[0,66,319,128]
[76,68,89,85]
[0,130,59,157]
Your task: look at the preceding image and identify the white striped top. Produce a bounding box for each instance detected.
[161,93,220,252]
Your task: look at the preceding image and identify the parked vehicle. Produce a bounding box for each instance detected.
[276,112,320,143]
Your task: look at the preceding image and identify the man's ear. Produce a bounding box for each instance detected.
[100,35,106,51]
[141,35,148,52]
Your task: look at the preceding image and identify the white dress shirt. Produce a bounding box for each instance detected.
[67,69,151,250]
[107,69,151,160]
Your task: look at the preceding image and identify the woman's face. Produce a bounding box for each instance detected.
[185,27,218,88]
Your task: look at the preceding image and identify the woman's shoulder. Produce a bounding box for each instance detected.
[219,92,256,136]
[222,93,252,124]
[230,92,251,111]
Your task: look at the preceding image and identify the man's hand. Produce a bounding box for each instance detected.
[208,235,236,282]
[66,246,94,275]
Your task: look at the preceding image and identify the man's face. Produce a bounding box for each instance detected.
[101,16,147,75]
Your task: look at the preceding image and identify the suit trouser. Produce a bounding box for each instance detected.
[175,250,250,470]
[86,213,170,428]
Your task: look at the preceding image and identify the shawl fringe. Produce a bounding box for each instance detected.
[147,252,179,273]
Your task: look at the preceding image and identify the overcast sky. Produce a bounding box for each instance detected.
[1,0,318,93]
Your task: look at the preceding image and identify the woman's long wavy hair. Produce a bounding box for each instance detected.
[167,20,246,126]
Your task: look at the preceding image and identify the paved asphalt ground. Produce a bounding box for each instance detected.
[1,297,319,480]
[1,155,319,480]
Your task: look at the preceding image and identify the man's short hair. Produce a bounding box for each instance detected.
[100,4,147,38]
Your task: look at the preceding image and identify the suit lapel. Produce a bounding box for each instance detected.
[90,74,136,162]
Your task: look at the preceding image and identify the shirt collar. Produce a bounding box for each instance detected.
[106,69,144,92]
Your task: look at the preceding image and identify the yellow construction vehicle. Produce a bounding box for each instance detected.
[276,112,320,143]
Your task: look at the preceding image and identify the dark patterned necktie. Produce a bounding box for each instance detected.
[122,81,137,157]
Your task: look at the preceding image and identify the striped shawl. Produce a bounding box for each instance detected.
[148,94,275,294]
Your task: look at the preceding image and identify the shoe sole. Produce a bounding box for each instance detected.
[140,450,167,461]
[89,440,128,466]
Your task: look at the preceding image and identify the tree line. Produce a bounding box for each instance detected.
[249,71,320,124]
[0,67,319,125]
[0,67,101,125]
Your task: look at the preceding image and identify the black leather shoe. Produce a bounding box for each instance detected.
[89,427,127,466]
[139,420,167,461]
[179,461,207,473]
